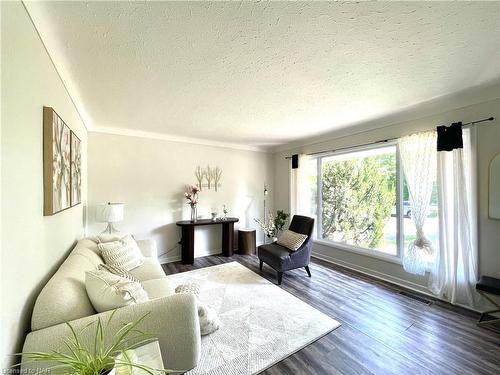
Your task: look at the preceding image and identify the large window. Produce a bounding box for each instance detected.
[302,143,439,260]
[320,145,398,255]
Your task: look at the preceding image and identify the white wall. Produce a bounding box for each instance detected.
[1,1,87,366]
[87,132,273,262]
[274,97,500,294]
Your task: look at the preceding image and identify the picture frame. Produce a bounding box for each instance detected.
[70,131,82,207]
[43,107,72,215]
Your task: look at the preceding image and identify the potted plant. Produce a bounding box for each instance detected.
[274,210,290,235]
[15,311,167,375]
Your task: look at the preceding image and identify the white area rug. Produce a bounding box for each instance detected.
[167,262,341,375]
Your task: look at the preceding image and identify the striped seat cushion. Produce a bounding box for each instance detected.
[98,235,144,271]
[277,229,308,251]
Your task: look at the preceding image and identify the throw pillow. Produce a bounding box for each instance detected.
[175,283,200,299]
[175,282,220,336]
[98,263,141,284]
[98,235,144,271]
[85,270,148,313]
[277,229,308,251]
[198,304,220,336]
[91,233,127,244]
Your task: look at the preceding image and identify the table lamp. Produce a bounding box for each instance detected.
[96,202,124,233]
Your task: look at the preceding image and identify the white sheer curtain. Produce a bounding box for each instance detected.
[398,131,437,275]
[290,154,318,239]
[290,154,311,217]
[429,128,479,306]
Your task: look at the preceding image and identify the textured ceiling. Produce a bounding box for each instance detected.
[25,1,500,149]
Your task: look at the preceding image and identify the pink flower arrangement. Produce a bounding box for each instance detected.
[185,185,199,207]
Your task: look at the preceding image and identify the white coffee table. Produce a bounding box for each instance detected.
[116,340,164,374]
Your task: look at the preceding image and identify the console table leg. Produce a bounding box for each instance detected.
[181,226,195,264]
[222,222,235,257]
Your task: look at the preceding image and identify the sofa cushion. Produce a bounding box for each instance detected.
[129,257,167,281]
[99,263,141,284]
[142,278,174,300]
[85,270,148,312]
[99,235,144,271]
[31,251,97,331]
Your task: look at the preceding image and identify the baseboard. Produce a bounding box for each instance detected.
[158,254,182,264]
[159,248,225,264]
[311,252,433,297]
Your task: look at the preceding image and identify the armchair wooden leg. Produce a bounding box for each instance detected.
[259,260,263,271]
[277,271,283,285]
[305,266,311,277]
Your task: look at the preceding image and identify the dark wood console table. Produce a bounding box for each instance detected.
[176,218,239,264]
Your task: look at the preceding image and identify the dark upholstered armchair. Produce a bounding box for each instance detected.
[257,215,315,285]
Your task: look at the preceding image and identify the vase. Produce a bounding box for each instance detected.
[191,205,197,222]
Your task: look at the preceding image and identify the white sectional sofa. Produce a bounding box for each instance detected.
[21,236,201,372]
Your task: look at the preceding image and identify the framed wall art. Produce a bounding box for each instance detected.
[43,107,72,215]
[70,131,82,206]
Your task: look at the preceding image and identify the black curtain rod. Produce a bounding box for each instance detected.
[284,116,494,159]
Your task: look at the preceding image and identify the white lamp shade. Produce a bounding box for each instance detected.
[96,203,124,223]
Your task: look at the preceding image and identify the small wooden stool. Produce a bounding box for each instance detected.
[476,276,500,332]
[238,229,256,255]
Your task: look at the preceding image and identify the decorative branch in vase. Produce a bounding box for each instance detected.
[255,210,290,243]
[185,185,199,222]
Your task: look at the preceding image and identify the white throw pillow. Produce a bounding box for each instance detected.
[277,229,308,251]
[85,270,148,313]
[98,263,142,284]
[198,304,220,336]
[175,283,220,336]
[98,234,144,271]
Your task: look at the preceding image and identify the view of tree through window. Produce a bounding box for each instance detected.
[320,146,397,255]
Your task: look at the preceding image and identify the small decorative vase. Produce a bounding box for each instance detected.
[191,205,197,222]
[211,212,217,221]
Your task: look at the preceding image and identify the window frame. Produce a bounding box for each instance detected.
[312,140,403,264]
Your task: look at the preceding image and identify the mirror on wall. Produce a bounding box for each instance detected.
[490,153,500,219]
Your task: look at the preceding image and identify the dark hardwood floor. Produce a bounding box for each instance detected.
[162,255,500,375]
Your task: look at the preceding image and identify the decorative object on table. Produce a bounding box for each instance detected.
[238,228,256,255]
[211,211,218,221]
[489,153,500,219]
[176,218,239,264]
[194,165,222,191]
[43,106,72,215]
[175,283,220,336]
[167,262,340,375]
[185,185,199,222]
[258,215,315,285]
[96,202,125,234]
[16,310,167,374]
[70,131,82,206]
[222,204,228,220]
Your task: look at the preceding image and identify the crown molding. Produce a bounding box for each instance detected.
[90,126,269,153]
